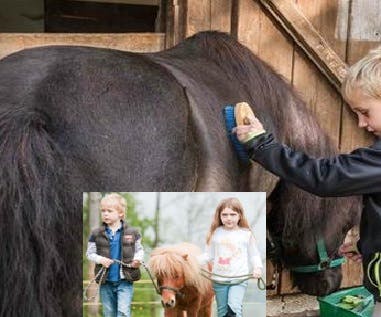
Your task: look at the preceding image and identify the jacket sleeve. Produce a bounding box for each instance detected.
[197,241,214,265]
[133,233,144,262]
[248,233,263,269]
[245,133,381,196]
[86,233,103,264]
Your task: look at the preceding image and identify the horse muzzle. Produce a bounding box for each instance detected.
[292,267,342,296]
[159,285,185,308]
[161,298,176,308]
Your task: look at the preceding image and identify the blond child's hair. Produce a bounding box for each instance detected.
[100,193,126,219]
[342,46,381,101]
[206,197,250,244]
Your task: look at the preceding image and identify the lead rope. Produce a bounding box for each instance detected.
[141,261,161,295]
[83,266,108,302]
[200,268,266,290]
[367,252,381,297]
[83,259,138,302]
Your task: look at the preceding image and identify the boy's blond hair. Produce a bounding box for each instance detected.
[100,193,126,219]
[342,46,381,101]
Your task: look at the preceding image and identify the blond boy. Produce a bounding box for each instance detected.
[86,193,144,317]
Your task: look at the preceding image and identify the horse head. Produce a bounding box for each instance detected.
[268,181,361,295]
[156,258,186,308]
[148,243,212,312]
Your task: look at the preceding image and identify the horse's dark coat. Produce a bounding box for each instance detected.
[0,32,360,316]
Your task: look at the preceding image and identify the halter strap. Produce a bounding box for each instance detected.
[291,238,345,273]
[158,286,185,298]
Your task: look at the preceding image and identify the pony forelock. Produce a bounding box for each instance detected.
[148,243,210,296]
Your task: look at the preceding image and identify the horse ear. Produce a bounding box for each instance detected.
[182,254,188,261]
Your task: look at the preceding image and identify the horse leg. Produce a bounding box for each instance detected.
[198,304,213,317]
[176,310,186,317]
[198,290,214,317]
[186,303,201,317]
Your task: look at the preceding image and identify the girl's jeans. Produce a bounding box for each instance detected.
[213,281,248,317]
[100,280,133,317]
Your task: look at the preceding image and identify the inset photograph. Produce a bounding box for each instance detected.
[83,192,266,317]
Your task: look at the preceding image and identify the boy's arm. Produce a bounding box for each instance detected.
[133,235,144,263]
[86,236,103,264]
[245,133,381,196]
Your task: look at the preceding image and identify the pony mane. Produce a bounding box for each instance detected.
[148,243,210,296]
[182,31,336,157]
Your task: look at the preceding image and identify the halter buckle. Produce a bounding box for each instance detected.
[318,259,331,271]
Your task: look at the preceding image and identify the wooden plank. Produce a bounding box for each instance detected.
[293,0,345,147]
[211,0,232,33]
[0,33,165,60]
[165,0,180,48]
[336,0,381,42]
[257,0,348,93]
[71,0,159,4]
[185,0,211,37]
[235,0,294,81]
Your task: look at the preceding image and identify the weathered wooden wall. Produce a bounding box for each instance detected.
[169,0,380,296]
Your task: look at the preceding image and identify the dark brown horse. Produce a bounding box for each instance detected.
[0,31,360,316]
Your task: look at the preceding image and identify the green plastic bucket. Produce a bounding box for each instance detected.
[318,286,375,317]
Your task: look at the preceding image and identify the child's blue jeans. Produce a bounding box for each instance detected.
[213,281,248,317]
[100,280,134,317]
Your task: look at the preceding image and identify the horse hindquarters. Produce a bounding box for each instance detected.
[0,107,81,316]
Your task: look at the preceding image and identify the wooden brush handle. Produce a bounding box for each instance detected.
[235,102,255,126]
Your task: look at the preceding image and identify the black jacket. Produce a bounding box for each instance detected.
[245,133,381,298]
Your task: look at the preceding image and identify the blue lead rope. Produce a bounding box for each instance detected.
[223,105,250,164]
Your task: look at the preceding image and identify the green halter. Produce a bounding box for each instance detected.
[291,239,346,273]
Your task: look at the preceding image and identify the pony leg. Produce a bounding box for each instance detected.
[185,306,201,317]
[176,310,186,317]
[198,304,213,317]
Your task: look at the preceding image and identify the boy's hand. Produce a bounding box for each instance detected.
[232,117,266,143]
[252,267,262,279]
[339,242,362,262]
[131,260,141,268]
[99,257,114,268]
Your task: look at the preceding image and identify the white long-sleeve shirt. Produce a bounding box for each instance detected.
[199,227,263,282]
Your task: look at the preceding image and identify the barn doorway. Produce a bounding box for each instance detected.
[0,0,166,33]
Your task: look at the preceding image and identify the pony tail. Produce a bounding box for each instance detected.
[0,108,79,316]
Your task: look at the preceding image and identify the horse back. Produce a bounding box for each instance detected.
[0,46,198,191]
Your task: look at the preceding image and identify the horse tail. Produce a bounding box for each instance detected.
[0,107,77,316]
